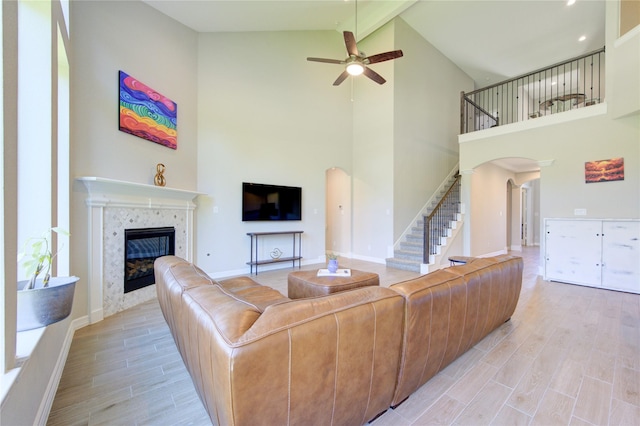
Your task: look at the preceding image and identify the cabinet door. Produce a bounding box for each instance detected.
[602,221,640,293]
[545,219,602,287]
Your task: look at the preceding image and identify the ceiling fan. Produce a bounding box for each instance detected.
[307,30,404,86]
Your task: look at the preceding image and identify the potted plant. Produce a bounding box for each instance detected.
[326,252,339,273]
[16,227,78,331]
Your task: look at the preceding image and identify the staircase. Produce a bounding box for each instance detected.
[386,172,463,273]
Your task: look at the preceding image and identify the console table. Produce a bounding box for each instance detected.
[247,231,303,275]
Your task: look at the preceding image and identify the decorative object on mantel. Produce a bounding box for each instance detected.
[154,163,166,187]
[17,227,78,331]
[119,70,177,150]
[585,157,624,183]
[270,248,283,259]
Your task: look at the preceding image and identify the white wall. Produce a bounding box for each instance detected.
[71,2,198,188]
[608,2,640,119]
[469,162,514,256]
[70,0,199,319]
[347,18,472,262]
[194,17,474,270]
[393,18,472,241]
[350,23,396,262]
[195,30,353,275]
[461,110,639,262]
[462,113,639,219]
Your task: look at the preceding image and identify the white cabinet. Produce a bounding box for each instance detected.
[544,219,640,294]
[601,221,640,293]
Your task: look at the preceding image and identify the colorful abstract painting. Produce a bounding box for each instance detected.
[585,157,624,183]
[119,71,177,149]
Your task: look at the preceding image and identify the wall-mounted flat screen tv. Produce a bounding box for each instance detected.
[242,182,302,221]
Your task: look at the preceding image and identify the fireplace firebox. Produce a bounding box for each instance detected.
[124,227,175,293]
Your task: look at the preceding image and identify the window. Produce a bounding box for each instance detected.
[1,0,70,375]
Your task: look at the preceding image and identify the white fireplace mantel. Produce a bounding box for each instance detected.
[76,177,203,324]
[77,176,203,209]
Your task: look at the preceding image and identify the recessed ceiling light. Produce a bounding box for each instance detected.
[567,0,576,6]
[579,35,587,42]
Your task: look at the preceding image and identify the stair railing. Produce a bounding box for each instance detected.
[423,174,461,263]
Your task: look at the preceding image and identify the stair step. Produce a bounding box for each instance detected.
[385,257,421,273]
[406,234,423,243]
[394,249,423,261]
[387,171,460,272]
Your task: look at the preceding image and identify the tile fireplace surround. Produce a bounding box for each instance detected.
[77,177,201,323]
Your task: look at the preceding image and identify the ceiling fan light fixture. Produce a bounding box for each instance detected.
[346,62,364,76]
[306,30,402,86]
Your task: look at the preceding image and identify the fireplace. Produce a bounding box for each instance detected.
[78,176,200,322]
[124,227,175,293]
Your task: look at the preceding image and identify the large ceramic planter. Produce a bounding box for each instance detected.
[17,276,78,332]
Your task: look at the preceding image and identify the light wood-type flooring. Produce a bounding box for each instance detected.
[48,247,640,425]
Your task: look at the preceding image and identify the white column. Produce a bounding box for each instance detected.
[86,198,106,323]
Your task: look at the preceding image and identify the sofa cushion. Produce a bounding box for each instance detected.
[218,275,263,292]
[218,276,291,312]
[184,285,263,344]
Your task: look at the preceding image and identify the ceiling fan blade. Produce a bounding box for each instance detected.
[363,67,386,85]
[307,57,344,64]
[366,50,404,64]
[343,31,359,57]
[333,70,350,86]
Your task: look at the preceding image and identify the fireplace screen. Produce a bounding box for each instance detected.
[124,227,175,293]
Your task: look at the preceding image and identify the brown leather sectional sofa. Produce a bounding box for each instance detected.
[155,254,523,425]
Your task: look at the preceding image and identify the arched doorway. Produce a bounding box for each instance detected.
[464,158,541,256]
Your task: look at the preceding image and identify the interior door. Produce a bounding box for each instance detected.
[521,187,528,246]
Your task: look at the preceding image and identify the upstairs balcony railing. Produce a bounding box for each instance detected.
[461,47,605,134]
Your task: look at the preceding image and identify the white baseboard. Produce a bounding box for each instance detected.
[35,315,88,425]
[89,308,104,324]
[350,253,386,264]
[479,249,508,258]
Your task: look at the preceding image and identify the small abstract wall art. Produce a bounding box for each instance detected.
[585,157,624,183]
[119,71,177,149]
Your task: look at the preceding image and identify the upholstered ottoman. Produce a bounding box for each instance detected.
[288,269,380,299]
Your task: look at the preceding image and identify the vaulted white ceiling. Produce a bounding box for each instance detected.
[143,0,605,87]
[142,0,605,174]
